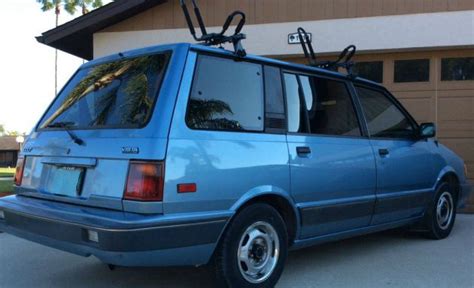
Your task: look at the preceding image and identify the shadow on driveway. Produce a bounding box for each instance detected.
[0,215,472,288]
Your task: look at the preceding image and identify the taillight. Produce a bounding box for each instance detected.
[124,161,164,201]
[14,157,25,186]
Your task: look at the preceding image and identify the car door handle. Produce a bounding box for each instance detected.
[296,146,311,156]
[378,148,389,156]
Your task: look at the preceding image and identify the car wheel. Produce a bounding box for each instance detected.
[214,203,288,288]
[423,182,457,239]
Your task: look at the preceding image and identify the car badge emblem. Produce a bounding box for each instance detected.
[122,147,140,154]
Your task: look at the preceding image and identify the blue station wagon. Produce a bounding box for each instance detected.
[0,5,472,285]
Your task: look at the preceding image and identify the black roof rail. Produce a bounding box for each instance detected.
[180,0,247,57]
[297,27,357,76]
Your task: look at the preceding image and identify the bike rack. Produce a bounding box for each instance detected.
[180,0,247,57]
[297,27,357,76]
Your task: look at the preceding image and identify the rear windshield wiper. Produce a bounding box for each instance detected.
[45,122,85,146]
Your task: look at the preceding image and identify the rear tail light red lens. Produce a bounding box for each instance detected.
[14,157,25,186]
[124,161,164,201]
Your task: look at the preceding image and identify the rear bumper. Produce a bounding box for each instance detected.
[458,181,472,209]
[0,195,231,267]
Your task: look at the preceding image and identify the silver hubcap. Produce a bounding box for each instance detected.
[237,221,280,284]
[436,192,454,230]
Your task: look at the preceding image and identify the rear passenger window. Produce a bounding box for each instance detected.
[186,55,264,131]
[284,73,361,136]
[356,86,416,138]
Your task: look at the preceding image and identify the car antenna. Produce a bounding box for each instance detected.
[297,27,357,77]
[180,0,247,57]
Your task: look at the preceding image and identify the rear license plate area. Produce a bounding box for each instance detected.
[43,165,86,197]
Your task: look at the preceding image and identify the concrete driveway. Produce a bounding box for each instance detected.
[0,215,473,288]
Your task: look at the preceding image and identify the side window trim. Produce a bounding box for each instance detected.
[281,72,309,134]
[282,69,366,138]
[346,82,370,137]
[263,65,287,134]
[295,74,311,134]
[354,83,420,140]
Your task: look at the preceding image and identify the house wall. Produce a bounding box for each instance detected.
[101,0,474,32]
[94,10,474,58]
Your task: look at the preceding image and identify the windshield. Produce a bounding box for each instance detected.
[38,52,170,130]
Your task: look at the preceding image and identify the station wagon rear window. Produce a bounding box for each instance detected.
[38,53,170,130]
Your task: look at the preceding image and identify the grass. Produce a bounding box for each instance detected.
[0,168,15,196]
[0,167,15,178]
[0,180,14,194]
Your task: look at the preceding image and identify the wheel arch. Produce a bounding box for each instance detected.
[436,167,461,203]
[221,188,301,249]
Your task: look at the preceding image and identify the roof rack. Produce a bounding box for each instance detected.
[180,0,247,57]
[297,27,357,76]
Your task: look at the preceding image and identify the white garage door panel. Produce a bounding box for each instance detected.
[439,138,474,162]
[398,98,434,123]
[395,91,436,99]
[438,96,474,138]
[438,121,474,138]
[438,97,474,121]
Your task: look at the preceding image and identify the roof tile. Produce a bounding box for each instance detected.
[0,136,20,151]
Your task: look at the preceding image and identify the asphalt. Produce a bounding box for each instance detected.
[0,215,472,288]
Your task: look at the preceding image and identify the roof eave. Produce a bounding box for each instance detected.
[36,0,167,60]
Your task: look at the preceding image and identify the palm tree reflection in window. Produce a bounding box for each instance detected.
[186,99,243,130]
[41,54,167,128]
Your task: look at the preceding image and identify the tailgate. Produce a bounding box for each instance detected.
[17,135,168,212]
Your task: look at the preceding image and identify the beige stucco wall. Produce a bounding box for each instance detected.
[94,11,474,59]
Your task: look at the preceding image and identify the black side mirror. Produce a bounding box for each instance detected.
[419,122,436,139]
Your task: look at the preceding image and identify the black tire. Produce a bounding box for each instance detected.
[423,182,457,239]
[214,203,288,288]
